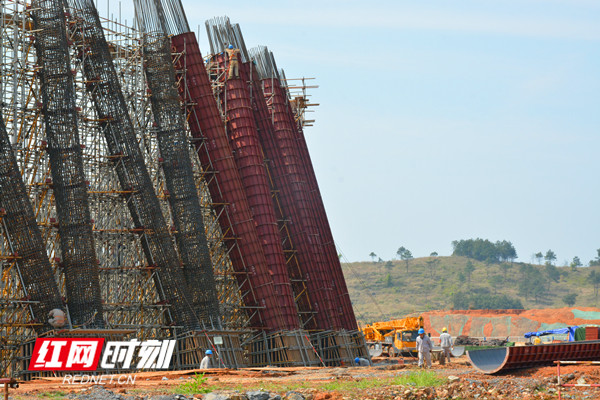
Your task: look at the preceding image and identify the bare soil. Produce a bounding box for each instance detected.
[6,355,600,399]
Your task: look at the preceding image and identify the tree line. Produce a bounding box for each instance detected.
[451,238,517,263]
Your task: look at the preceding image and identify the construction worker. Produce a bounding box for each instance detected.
[416,328,432,368]
[225,44,240,79]
[439,327,453,363]
[200,349,213,369]
[354,357,371,366]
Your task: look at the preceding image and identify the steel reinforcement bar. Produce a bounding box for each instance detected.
[31,0,104,327]
[468,341,600,374]
[212,51,299,330]
[66,0,198,330]
[170,31,288,332]
[0,109,63,332]
[135,1,221,327]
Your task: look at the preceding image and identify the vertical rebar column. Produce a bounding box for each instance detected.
[259,72,341,331]
[31,0,104,327]
[142,32,220,326]
[171,32,286,332]
[0,110,63,333]
[67,0,198,330]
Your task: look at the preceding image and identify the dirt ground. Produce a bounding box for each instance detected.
[6,355,600,400]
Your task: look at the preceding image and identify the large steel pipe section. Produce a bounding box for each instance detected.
[32,0,104,327]
[171,32,287,332]
[261,77,341,331]
[221,60,299,330]
[468,341,600,374]
[0,110,64,333]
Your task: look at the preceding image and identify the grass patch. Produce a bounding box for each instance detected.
[173,371,447,396]
[393,370,447,387]
[39,392,67,400]
[174,372,211,395]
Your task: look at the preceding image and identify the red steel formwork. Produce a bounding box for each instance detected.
[170,32,289,332]
[215,55,299,330]
[260,76,342,331]
[284,94,358,331]
[242,62,318,331]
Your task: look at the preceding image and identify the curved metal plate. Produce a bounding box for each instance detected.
[368,343,383,358]
[451,346,465,357]
[468,341,600,374]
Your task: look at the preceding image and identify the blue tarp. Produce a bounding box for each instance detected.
[524,326,578,342]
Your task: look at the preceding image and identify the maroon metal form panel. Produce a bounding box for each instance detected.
[261,77,341,331]
[171,32,286,332]
[284,97,358,331]
[246,63,316,331]
[467,341,600,374]
[219,59,299,330]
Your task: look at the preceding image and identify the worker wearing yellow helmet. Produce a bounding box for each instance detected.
[439,327,454,363]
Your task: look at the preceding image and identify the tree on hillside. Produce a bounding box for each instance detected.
[400,248,413,273]
[590,249,600,266]
[535,252,544,265]
[377,257,384,263]
[500,262,512,281]
[385,273,392,287]
[464,260,475,288]
[563,293,577,307]
[430,251,438,257]
[544,264,560,289]
[451,238,517,264]
[544,250,557,266]
[589,270,600,301]
[396,246,406,260]
[457,271,466,286]
[570,256,582,271]
[488,274,503,295]
[369,252,377,262]
[496,240,517,263]
[532,283,546,304]
[385,260,394,269]
[425,258,440,279]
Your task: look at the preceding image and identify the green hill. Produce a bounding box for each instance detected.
[342,256,600,324]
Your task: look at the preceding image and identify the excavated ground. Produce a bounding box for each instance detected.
[7,356,600,400]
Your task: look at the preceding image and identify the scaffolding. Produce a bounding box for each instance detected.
[0,0,363,374]
[0,0,246,376]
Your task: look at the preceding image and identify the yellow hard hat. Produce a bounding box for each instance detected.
[442,327,447,332]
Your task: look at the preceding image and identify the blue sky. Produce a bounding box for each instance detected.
[116,1,600,264]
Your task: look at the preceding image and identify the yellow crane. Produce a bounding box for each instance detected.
[362,316,424,357]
